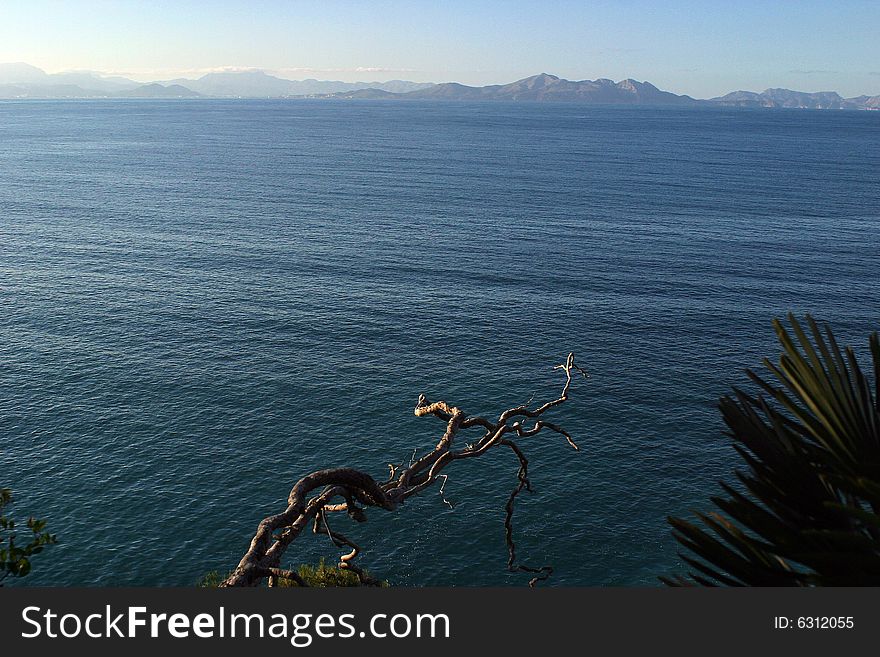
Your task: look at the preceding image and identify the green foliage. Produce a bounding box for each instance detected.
[196,570,228,588]
[198,559,388,587]
[0,488,57,585]
[664,314,880,586]
[283,559,388,587]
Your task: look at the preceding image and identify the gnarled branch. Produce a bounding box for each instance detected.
[222,353,588,587]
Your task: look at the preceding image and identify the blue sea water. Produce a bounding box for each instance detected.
[1,99,878,586]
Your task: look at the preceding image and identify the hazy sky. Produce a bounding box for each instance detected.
[1,0,878,97]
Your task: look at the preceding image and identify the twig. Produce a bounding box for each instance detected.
[221,353,587,587]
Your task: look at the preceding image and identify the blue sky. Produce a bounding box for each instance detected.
[1,0,878,97]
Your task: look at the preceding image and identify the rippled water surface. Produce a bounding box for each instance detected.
[1,99,879,585]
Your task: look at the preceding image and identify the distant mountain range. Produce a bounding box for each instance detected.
[156,70,434,97]
[329,73,696,104]
[1,63,878,110]
[710,88,880,110]
[0,63,432,99]
[0,62,142,93]
[327,74,880,109]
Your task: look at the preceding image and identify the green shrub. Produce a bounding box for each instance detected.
[0,488,57,585]
[198,558,387,587]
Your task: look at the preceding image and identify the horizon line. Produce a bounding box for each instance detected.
[2,62,879,99]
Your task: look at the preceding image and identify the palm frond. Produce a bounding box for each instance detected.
[665,314,880,586]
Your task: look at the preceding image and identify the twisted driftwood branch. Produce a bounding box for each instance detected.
[222,353,588,587]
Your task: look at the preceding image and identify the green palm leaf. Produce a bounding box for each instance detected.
[665,314,880,586]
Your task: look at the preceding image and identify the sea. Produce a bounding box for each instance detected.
[1,99,878,586]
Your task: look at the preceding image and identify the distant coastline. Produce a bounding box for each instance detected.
[1,63,878,110]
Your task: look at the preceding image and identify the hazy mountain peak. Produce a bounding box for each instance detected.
[121,83,201,98]
[513,72,562,90]
[0,62,49,83]
[617,78,658,91]
[712,87,864,109]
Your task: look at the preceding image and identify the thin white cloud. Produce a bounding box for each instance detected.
[272,66,418,75]
[84,65,266,80]
[41,64,423,82]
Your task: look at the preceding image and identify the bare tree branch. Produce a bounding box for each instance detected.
[222,353,588,587]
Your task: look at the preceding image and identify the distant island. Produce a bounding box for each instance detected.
[330,74,880,110]
[1,63,878,110]
[0,62,432,100]
[330,73,696,105]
